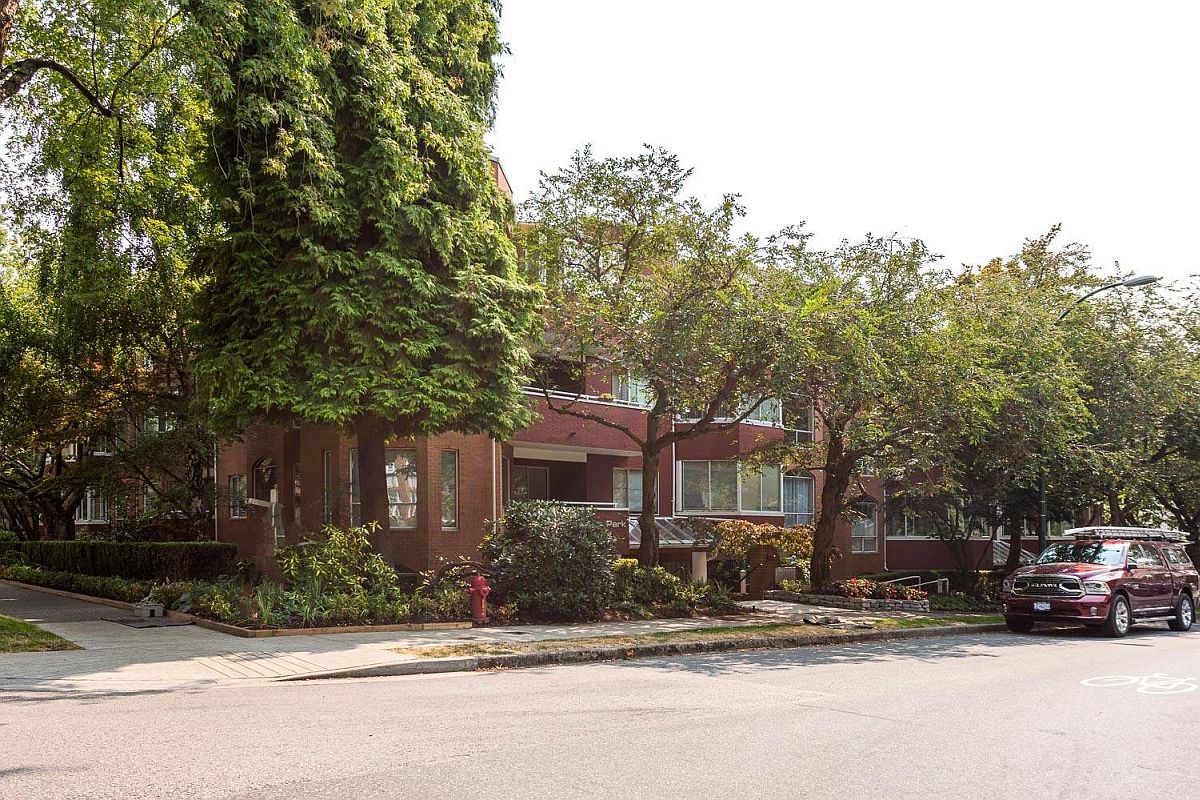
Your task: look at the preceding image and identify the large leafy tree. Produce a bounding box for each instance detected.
[0,0,215,537]
[764,235,1003,586]
[519,147,814,566]
[190,0,539,557]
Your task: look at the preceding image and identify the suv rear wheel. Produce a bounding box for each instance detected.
[1168,593,1194,632]
[1102,594,1132,637]
[1005,616,1035,633]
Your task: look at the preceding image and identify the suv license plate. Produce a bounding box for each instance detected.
[1033,601,1051,612]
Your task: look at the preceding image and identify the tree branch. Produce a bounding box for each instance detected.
[0,57,115,113]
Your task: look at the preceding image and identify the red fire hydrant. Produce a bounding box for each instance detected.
[468,575,491,624]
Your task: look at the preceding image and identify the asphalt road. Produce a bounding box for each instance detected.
[3,625,1199,800]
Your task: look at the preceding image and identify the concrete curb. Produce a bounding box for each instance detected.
[280,622,1009,681]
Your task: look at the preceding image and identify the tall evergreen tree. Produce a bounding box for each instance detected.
[191,0,539,556]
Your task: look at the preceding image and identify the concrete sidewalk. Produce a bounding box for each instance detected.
[0,581,945,692]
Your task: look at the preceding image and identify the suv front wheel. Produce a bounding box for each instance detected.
[1168,593,1194,632]
[1102,594,1132,637]
[1005,616,1035,633]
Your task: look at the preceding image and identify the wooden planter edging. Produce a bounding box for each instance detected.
[765,589,931,613]
[1,579,472,637]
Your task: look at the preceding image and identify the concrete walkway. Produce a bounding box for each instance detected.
[0,581,910,692]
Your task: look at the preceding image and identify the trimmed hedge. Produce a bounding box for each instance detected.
[1,564,155,603]
[17,541,237,581]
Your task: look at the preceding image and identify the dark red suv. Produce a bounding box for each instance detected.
[1002,527,1198,637]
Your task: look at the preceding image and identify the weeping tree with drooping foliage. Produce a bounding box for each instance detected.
[190,0,540,558]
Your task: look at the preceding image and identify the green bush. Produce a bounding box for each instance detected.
[0,563,154,603]
[0,529,20,542]
[482,502,616,621]
[612,557,738,615]
[18,541,237,581]
[276,524,399,596]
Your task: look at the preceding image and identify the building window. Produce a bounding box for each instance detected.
[786,403,815,443]
[740,464,782,511]
[858,458,876,478]
[228,475,247,519]
[512,464,549,501]
[745,398,782,425]
[851,500,878,553]
[253,457,277,502]
[441,450,458,529]
[75,488,109,522]
[502,456,511,507]
[144,412,174,433]
[322,450,333,524]
[350,448,418,529]
[613,468,644,510]
[681,461,738,511]
[292,464,302,525]
[612,372,652,405]
[783,472,814,527]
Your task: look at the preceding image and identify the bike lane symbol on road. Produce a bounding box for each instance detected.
[1081,674,1199,695]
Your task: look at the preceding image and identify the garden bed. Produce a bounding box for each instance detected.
[765,589,931,612]
[1,579,472,638]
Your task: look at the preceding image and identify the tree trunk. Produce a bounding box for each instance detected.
[1107,490,1127,526]
[637,444,661,567]
[1004,508,1023,571]
[354,413,392,562]
[811,442,851,588]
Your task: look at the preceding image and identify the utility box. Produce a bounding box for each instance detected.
[134,603,165,619]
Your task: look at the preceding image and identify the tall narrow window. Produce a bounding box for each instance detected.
[322,450,332,524]
[228,475,247,519]
[783,473,815,527]
[851,501,878,553]
[441,450,458,529]
[502,456,511,508]
[613,468,644,510]
[292,464,302,525]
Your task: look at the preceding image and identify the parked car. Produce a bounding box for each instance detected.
[1001,527,1198,637]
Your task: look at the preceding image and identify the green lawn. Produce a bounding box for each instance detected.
[395,614,1004,659]
[0,614,80,653]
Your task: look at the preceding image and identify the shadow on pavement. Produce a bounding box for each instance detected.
[607,625,1183,678]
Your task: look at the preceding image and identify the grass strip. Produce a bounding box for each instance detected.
[0,613,80,653]
[395,614,1004,659]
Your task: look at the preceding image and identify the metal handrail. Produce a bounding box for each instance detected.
[881,574,950,594]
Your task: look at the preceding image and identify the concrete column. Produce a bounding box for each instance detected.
[691,551,708,583]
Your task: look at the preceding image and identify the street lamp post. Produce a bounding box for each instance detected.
[1037,274,1162,552]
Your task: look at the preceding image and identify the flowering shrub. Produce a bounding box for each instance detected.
[813,578,928,601]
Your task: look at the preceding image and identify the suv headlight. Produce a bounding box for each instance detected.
[1002,577,1014,593]
[1082,581,1112,595]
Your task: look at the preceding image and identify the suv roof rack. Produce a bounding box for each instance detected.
[1066,526,1188,543]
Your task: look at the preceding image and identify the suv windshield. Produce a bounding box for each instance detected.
[1036,542,1125,566]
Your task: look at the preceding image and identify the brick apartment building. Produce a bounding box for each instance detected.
[210,160,1066,581]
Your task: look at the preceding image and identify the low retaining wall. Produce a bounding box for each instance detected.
[765,589,930,612]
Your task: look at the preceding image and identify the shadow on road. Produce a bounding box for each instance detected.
[607,625,1184,678]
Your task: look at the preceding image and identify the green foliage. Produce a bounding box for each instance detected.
[710,520,813,563]
[276,524,399,597]
[0,563,155,603]
[482,502,617,621]
[518,146,821,564]
[0,529,19,542]
[611,557,737,615]
[0,0,217,538]
[16,541,236,581]
[190,0,540,442]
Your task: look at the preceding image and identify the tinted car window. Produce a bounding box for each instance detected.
[1036,542,1125,566]
[1130,543,1166,568]
[1163,546,1193,568]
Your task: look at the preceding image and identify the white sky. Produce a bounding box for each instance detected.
[489,0,1200,286]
